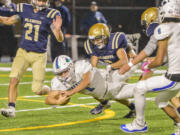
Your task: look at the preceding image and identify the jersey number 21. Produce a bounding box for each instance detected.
[24,23,40,42]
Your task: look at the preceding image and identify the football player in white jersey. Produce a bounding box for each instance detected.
[120,0,180,134]
[45,55,139,118]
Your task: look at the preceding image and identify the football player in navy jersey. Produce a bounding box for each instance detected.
[84,23,136,118]
[0,0,64,117]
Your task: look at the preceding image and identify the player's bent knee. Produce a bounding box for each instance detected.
[134,81,147,95]
[36,85,50,95]
[32,80,44,95]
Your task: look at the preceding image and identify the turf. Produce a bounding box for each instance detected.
[0,63,175,135]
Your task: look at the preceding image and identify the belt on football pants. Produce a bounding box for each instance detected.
[165,72,180,82]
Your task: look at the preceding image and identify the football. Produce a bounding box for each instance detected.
[57,94,71,105]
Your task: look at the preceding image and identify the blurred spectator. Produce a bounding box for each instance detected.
[0,0,17,62]
[50,0,71,61]
[80,1,107,35]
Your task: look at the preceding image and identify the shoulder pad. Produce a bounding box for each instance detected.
[154,24,171,40]
[75,60,92,74]
[111,32,126,49]
[16,3,26,13]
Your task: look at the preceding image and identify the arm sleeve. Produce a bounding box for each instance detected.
[117,33,128,49]
[143,35,158,56]
[154,24,171,40]
[51,10,61,20]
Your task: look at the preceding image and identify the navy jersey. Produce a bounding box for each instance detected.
[84,32,127,64]
[15,3,61,53]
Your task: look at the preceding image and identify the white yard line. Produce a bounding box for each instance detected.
[78,97,93,99]
[15,97,155,113]
[0,67,53,72]
[0,80,50,86]
[23,95,42,98]
[15,102,99,113]
[0,67,166,74]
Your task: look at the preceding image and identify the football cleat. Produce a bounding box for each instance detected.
[171,123,180,135]
[120,119,148,133]
[90,102,111,115]
[0,106,15,118]
[123,110,136,118]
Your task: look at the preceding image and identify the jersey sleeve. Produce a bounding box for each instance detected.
[84,40,96,56]
[51,77,69,91]
[111,32,127,50]
[47,8,61,20]
[154,24,172,40]
[143,35,158,56]
[15,3,24,18]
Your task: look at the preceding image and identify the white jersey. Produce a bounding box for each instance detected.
[51,60,137,99]
[154,22,180,74]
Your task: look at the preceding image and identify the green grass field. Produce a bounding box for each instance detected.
[0,63,175,135]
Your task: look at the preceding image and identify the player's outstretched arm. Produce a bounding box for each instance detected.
[0,15,19,25]
[119,50,148,74]
[91,55,98,67]
[110,48,128,69]
[51,15,64,42]
[63,71,91,97]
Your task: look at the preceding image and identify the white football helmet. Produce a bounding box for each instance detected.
[53,55,75,83]
[159,0,180,23]
[31,0,49,11]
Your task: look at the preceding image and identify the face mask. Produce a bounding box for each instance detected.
[97,44,105,49]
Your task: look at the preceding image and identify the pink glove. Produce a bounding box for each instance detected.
[141,61,150,76]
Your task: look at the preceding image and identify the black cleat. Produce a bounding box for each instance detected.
[123,110,135,118]
[90,103,111,115]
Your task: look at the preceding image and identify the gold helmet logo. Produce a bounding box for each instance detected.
[141,7,158,30]
[88,23,110,47]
